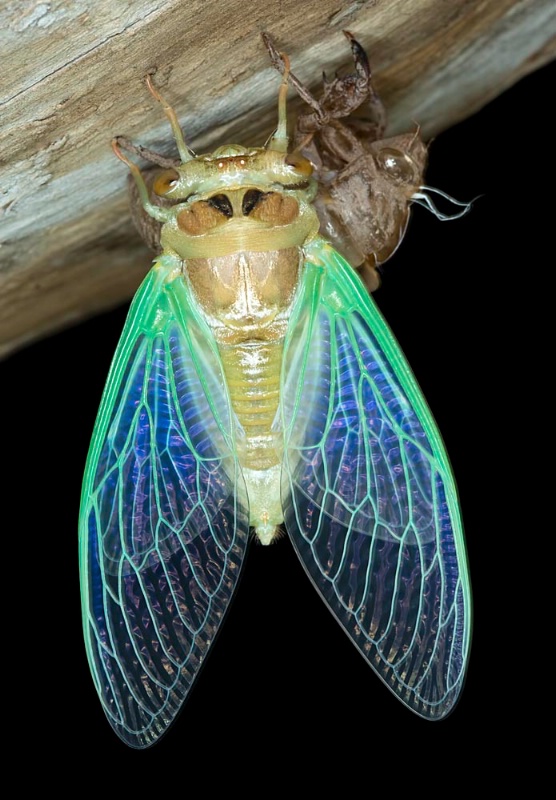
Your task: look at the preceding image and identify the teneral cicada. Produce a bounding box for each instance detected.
[79,34,472,748]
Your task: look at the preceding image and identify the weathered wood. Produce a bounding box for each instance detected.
[1,0,554,357]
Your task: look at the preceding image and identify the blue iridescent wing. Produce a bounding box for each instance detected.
[79,255,250,748]
[281,239,471,718]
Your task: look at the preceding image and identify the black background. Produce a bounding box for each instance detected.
[5,58,550,774]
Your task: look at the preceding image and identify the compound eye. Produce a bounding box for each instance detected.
[285,152,313,177]
[376,148,414,182]
[153,168,180,195]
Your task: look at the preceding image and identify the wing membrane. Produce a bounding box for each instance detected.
[79,256,249,747]
[281,240,471,718]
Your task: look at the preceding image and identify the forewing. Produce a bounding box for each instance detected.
[281,241,471,718]
[79,256,249,747]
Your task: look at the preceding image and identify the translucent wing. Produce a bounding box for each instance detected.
[281,240,471,718]
[79,256,250,748]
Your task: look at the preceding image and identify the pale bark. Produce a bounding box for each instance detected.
[1,0,554,356]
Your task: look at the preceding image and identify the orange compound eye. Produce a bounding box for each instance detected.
[285,152,313,177]
[153,168,180,196]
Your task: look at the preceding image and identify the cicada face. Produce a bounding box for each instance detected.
[156,145,320,260]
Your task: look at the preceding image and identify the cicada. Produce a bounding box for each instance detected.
[79,35,472,748]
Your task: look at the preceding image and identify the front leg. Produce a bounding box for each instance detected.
[263,31,387,171]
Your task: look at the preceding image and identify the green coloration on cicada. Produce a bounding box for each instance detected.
[79,35,472,748]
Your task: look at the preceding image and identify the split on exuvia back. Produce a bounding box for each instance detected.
[78,33,472,748]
